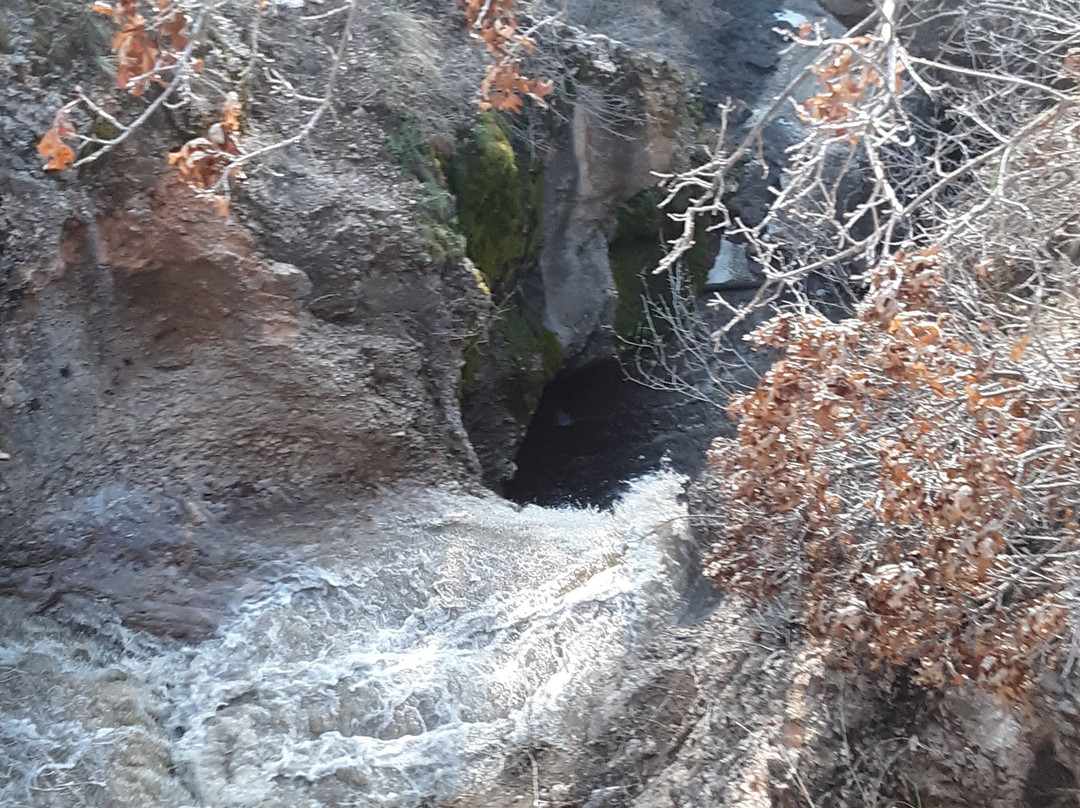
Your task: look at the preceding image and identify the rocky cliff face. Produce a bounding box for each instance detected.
[0,0,491,546]
[460,29,693,487]
[0,0,866,549]
[536,33,687,370]
[1,0,864,499]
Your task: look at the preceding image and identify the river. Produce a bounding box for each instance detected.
[0,472,705,807]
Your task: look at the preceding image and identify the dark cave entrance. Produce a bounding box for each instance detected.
[504,358,721,507]
[1025,741,1080,808]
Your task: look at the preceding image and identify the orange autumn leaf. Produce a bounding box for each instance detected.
[222,92,243,131]
[37,110,77,171]
[38,130,76,171]
[168,95,244,215]
[157,1,190,51]
[97,0,180,95]
[461,0,552,113]
[528,78,554,101]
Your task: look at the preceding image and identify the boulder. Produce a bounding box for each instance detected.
[704,238,764,291]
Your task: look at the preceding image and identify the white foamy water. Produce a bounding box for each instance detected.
[0,473,697,807]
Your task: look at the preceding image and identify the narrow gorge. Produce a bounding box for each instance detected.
[3,0,1080,806]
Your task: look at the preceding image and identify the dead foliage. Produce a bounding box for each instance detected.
[704,245,1077,703]
[460,0,553,112]
[638,0,1080,705]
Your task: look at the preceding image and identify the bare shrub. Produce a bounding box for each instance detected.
[656,0,1080,701]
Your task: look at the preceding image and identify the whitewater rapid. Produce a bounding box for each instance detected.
[0,472,700,807]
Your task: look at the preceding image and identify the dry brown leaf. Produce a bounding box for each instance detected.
[37,109,77,171]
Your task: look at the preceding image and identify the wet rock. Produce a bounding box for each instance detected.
[537,30,689,370]
[704,238,763,291]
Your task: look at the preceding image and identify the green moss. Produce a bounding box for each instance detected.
[609,187,713,339]
[503,306,562,376]
[609,188,669,338]
[387,117,466,264]
[389,114,554,421]
[389,119,440,186]
[462,340,483,392]
[75,116,119,163]
[538,326,564,380]
[447,114,552,417]
[459,299,563,423]
[447,113,542,293]
[499,304,563,423]
[88,116,120,142]
[468,262,491,297]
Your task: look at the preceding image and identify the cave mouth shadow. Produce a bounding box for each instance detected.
[504,358,720,508]
[1025,741,1080,808]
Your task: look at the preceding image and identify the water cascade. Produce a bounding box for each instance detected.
[0,473,702,807]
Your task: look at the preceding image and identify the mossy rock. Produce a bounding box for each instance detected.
[449,113,553,422]
[609,187,710,340]
[392,113,553,421]
[462,339,483,392]
[461,299,563,425]
[386,117,467,264]
[447,112,542,292]
[499,304,563,424]
[503,305,563,379]
[388,118,441,187]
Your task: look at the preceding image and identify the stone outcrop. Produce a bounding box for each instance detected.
[537,30,688,369]
[0,0,488,545]
[704,238,762,291]
[460,32,693,487]
[461,0,854,485]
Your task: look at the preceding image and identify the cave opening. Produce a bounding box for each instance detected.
[504,358,721,507]
[1025,741,1080,808]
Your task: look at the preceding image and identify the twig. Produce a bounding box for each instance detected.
[528,750,542,807]
[220,0,361,178]
[71,8,207,168]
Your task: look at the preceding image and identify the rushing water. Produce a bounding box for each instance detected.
[0,472,700,808]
